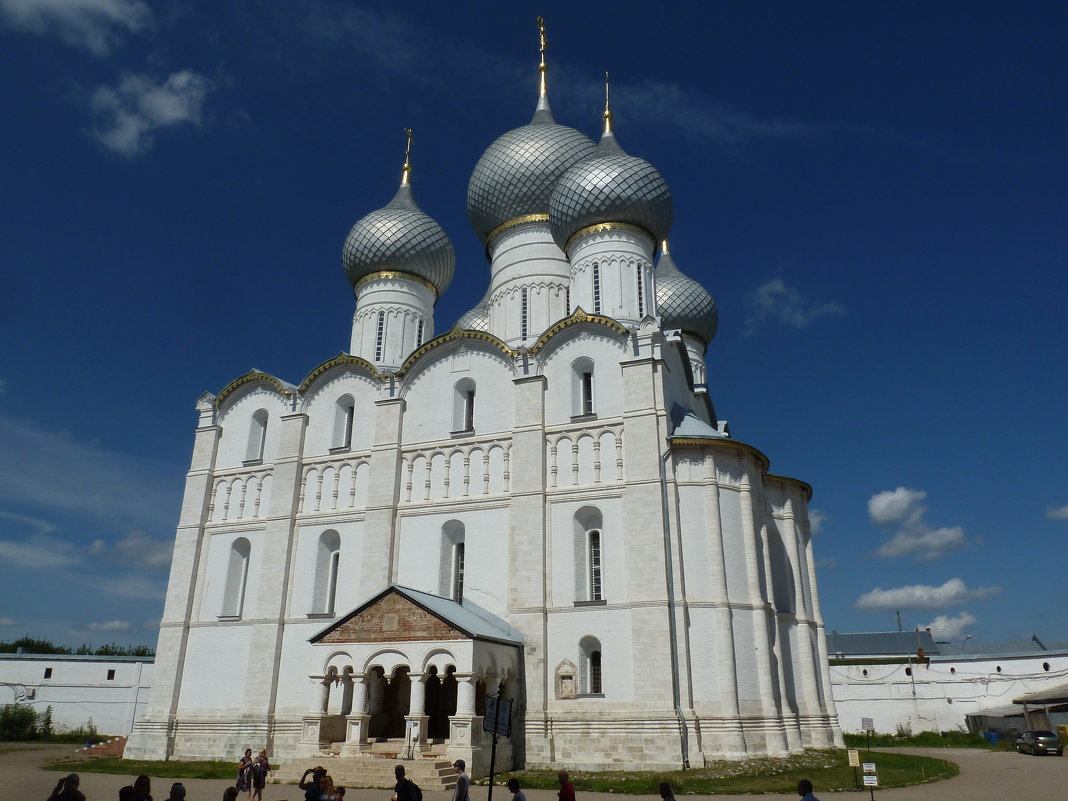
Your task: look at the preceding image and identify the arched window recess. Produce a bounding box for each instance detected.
[571,358,596,420]
[331,395,355,451]
[220,537,251,619]
[244,409,268,464]
[579,636,604,697]
[451,378,476,435]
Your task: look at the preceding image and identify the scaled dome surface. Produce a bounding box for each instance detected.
[342,183,456,295]
[549,131,673,250]
[656,248,718,345]
[467,102,595,244]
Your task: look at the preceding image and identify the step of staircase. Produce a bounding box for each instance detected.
[274,756,457,791]
[70,736,129,760]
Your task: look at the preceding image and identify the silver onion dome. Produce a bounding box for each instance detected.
[466,98,595,244]
[656,246,718,345]
[549,129,673,250]
[342,182,456,295]
[455,287,491,331]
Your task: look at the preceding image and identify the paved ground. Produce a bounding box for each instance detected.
[3,744,1066,800]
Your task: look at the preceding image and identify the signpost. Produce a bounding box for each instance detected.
[483,693,513,801]
[862,761,878,800]
[847,749,860,788]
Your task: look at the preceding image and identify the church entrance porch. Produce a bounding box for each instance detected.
[298,584,522,775]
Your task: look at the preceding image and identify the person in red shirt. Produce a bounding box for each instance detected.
[557,770,576,801]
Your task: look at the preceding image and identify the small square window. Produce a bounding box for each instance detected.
[106,669,116,681]
[43,668,53,679]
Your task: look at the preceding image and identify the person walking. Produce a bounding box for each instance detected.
[236,748,254,794]
[119,775,153,801]
[658,782,675,801]
[250,749,271,801]
[452,759,471,801]
[165,783,187,801]
[796,779,820,801]
[47,773,85,801]
[507,778,525,801]
[393,764,418,801]
[557,770,575,801]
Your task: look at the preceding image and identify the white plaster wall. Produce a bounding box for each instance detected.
[394,507,510,618]
[567,229,655,326]
[546,608,635,703]
[0,657,153,735]
[831,654,1068,734]
[539,334,628,425]
[274,620,339,716]
[675,480,715,600]
[290,520,366,618]
[399,347,516,444]
[301,370,381,456]
[215,387,291,470]
[717,485,751,601]
[177,626,253,712]
[197,529,265,621]
[549,497,625,606]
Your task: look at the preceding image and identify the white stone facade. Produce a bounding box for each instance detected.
[125,58,841,772]
[0,654,153,736]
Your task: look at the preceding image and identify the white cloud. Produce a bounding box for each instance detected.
[92,529,172,570]
[142,619,159,630]
[0,0,150,55]
[0,510,57,535]
[868,486,968,561]
[1046,503,1068,521]
[745,278,845,335]
[808,508,828,535]
[0,617,17,627]
[86,619,131,632]
[0,535,80,569]
[814,557,837,569]
[869,487,927,526]
[0,415,179,528]
[83,575,165,600]
[855,578,1001,611]
[91,70,211,157]
[924,612,977,642]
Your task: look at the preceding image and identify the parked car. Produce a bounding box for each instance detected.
[1015,729,1064,755]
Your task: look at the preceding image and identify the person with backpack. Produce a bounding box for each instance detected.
[392,764,422,801]
[250,749,271,800]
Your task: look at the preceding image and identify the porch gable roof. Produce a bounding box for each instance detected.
[309,585,523,647]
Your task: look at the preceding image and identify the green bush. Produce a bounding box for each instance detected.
[0,703,40,740]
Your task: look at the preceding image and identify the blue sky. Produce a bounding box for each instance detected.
[1,1,1066,650]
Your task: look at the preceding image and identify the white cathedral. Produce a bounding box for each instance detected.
[126,29,841,772]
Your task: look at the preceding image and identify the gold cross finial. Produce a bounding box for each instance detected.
[401,128,413,185]
[537,17,548,97]
[603,71,613,133]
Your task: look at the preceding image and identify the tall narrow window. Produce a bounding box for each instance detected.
[521,288,529,340]
[313,530,341,614]
[245,410,268,462]
[592,262,602,314]
[332,395,355,450]
[221,537,251,618]
[453,379,476,433]
[571,358,595,418]
[465,390,475,430]
[566,286,571,314]
[452,542,465,602]
[636,264,645,316]
[417,319,425,347]
[374,311,385,362]
[588,529,603,601]
[579,636,603,696]
[589,650,602,694]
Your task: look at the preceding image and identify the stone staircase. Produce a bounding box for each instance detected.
[274,756,457,790]
[70,736,129,760]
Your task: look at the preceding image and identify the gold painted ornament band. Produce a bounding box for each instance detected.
[486,213,551,244]
[564,221,653,252]
[353,270,438,297]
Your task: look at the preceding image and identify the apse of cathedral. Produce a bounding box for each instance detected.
[125,20,841,773]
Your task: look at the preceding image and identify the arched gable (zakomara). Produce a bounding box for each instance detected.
[422,647,459,675]
[534,321,630,425]
[362,648,412,676]
[297,355,383,456]
[396,335,518,445]
[214,372,293,470]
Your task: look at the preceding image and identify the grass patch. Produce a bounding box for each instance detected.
[485,750,957,795]
[43,758,236,780]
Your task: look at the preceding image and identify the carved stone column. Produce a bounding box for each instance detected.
[341,674,372,756]
[447,673,480,765]
[405,672,430,748]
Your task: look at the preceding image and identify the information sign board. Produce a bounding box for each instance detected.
[847,749,860,767]
[863,775,878,787]
[861,716,875,731]
[862,762,876,774]
[483,696,513,736]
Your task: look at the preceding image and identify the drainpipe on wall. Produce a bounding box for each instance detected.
[660,446,690,769]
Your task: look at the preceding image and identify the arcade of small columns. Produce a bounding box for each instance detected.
[301,654,518,757]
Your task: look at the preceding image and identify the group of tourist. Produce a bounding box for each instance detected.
[43,758,821,800]
[235,748,272,800]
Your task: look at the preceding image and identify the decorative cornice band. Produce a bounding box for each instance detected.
[765,472,814,501]
[668,436,771,475]
[215,371,293,407]
[564,221,652,253]
[298,353,385,393]
[486,213,550,245]
[353,270,438,298]
[395,329,518,377]
[527,308,630,354]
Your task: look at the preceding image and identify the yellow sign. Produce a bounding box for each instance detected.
[847,749,860,767]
